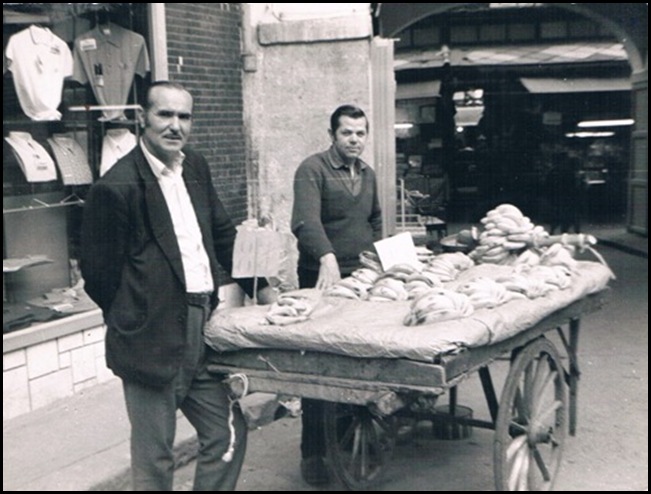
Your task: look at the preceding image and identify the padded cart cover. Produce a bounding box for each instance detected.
[205,261,612,363]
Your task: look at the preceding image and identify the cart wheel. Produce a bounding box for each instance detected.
[494,337,568,491]
[324,402,396,491]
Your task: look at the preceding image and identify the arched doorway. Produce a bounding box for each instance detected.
[375,3,647,235]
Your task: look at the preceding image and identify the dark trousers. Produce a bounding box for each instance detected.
[297,267,327,459]
[122,303,247,491]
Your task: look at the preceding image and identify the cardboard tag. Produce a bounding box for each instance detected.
[374,232,421,271]
[232,227,284,278]
[79,38,97,51]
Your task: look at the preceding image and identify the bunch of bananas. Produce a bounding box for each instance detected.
[423,256,461,282]
[457,277,524,310]
[325,276,373,300]
[266,293,313,325]
[359,250,383,272]
[471,204,546,265]
[351,267,381,285]
[366,264,419,301]
[415,246,436,264]
[403,288,474,326]
[519,264,573,290]
[496,273,556,299]
[404,272,443,300]
[513,249,542,268]
[539,243,579,272]
[368,277,409,302]
[325,264,418,302]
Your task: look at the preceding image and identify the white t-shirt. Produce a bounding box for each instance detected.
[5,25,73,121]
[5,132,58,183]
[100,128,137,176]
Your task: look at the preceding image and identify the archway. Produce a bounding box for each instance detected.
[376,3,648,234]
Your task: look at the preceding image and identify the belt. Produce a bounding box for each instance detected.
[186,292,213,307]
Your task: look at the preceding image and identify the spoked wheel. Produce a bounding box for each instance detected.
[324,402,397,491]
[494,337,569,491]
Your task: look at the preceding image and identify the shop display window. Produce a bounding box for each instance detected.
[3,3,151,334]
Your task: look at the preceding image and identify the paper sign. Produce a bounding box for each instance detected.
[232,227,284,278]
[374,232,420,271]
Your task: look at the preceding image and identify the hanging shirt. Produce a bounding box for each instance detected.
[72,23,150,121]
[47,133,93,185]
[4,132,57,183]
[140,142,214,294]
[5,25,73,121]
[100,128,137,176]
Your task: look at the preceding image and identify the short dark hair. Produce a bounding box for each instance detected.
[144,81,191,110]
[330,105,368,133]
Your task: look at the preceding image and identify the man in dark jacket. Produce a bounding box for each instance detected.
[291,105,383,485]
[81,81,275,491]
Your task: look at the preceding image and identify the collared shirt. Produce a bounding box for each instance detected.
[47,133,93,185]
[4,132,57,183]
[325,146,366,196]
[73,23,150,121]
[5,25,73,121]
[140,142,214,294]
[100,128,137,176]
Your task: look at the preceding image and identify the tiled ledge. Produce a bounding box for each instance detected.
[3,309,104,354]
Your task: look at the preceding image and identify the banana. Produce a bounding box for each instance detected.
[507,233,532,243]
[375,277,407,292]
[480,235,507,248]
[339,277,372,295]
[268,304,299,317]
[368,295,395,302]
[503,240,528,251]
[439,252,475,270]
[376,271,409,283]
[496,219,522,234]
[369,285,401,301]
[325,285,359,300]
[496,204,523,217]
[389,263,421,275]
[484,228,506,237]
[351,268,380,284]
[405,274,436,286]
[485,245,508,257]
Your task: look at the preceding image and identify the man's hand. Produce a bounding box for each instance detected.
[316,253,341,290]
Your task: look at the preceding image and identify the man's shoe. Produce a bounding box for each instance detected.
[301,456,331,485]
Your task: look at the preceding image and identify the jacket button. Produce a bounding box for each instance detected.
[178,315,186,324]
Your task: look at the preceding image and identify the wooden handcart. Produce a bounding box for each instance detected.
[207,291,607,491]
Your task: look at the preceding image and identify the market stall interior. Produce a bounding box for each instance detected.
[390,4,634,231]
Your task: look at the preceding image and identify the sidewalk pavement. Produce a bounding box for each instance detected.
[2,224,646,492]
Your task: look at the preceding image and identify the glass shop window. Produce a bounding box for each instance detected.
[3,3,151,334]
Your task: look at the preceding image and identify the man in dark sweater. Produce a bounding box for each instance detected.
[291,105,383,485]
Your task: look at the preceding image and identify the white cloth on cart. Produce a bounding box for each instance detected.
[205,261,613,363]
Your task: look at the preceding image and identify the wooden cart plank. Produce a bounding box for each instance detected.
[440,292,606,384]
[207,292,607,396]
[208,348,449,388]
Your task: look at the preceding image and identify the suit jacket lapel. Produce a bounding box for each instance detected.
[134,149,186,288]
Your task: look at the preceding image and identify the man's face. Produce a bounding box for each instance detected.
[330,116,368,164]
[140,86,193,165]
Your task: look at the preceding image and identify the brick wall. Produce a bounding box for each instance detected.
[165,3,249,226]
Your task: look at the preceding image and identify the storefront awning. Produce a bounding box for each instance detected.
[396,81,442,100]
[520,77,632,94]
[395,42,628,71]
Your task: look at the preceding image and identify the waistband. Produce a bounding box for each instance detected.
[186,292,213,308]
